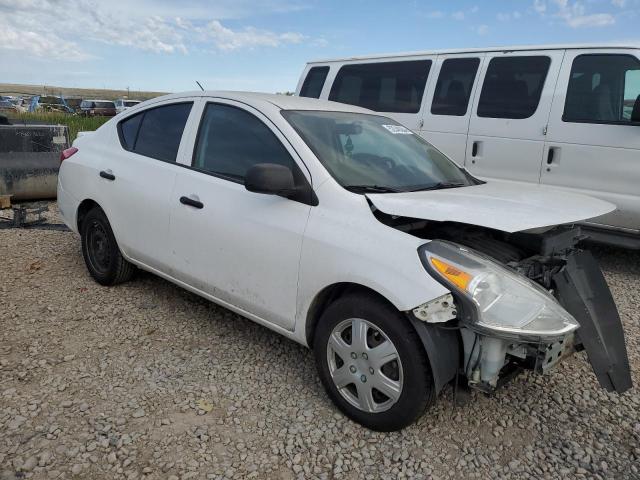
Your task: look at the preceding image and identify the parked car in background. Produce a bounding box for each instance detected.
[57,91,631,431]
[80,100,117,117]
[31,95,74,113]
[297,43,640,249]
[115,98,142,113]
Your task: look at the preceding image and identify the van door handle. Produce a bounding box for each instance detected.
[472,142,478,157]
[180,196,204,209]
[99,170,115,181]
[547,147,555,165]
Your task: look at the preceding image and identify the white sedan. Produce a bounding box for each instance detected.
[57,92,631,431]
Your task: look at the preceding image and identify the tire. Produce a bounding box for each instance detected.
[80,206,135,286]
[313,293,435,431]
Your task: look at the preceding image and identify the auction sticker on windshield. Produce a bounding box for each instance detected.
[382,125,413,135]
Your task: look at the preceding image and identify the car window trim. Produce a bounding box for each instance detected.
[116,101,194,160]
[561,53,640,126]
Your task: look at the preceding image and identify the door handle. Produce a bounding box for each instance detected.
[180,196,204,209]
[99,170,115,181]
[547,147,555,165]
[471,141,479,164]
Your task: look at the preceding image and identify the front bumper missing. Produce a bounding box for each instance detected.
[552,250,632,394]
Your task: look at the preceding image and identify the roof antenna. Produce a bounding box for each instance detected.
[195,81,205,91]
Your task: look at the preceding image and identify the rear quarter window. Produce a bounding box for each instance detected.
[300,66,330,98]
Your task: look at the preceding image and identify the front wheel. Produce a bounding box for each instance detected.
[313,293,435,431]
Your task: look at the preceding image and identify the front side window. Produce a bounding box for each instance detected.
[563,54,640,124]
[329,60,431,113]
[118,102,192,162]
[300,66,330,99]
[477,56,551,119]
[431,58,480,116]
[283,110,472,192]
[193,104,294,182]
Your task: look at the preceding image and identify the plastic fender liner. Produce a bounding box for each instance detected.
[552,250,632,394]
[407,315,460,394]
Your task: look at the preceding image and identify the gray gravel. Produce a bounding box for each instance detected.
[1,205,639,479]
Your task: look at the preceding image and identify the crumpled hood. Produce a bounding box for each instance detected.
[367,182,616,233]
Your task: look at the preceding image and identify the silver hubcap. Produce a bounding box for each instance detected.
[326,318,403,413]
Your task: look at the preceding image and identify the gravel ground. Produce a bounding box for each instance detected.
[1,205,639,480]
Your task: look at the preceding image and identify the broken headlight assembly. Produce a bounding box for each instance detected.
[419,240,579,341]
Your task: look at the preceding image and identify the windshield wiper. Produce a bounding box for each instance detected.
[405,182,467,192]
[344,185,403,194]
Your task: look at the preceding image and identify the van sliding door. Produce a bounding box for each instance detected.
[465,50,564,184]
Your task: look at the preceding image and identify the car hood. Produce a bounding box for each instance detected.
[366,182,616,233]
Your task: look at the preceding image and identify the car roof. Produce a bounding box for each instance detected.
[306,42,640,64]
[145,91,372,114]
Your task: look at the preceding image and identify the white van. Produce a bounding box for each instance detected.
[296,44,640,248]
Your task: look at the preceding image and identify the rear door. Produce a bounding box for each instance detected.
[541,49,640,232]
[465,50,564,183]
[326,57,435,130]
[419,54,483,166]
[103,100,195,272]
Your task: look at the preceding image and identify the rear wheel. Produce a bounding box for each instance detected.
[80,207,135,286]
[313,293,435,431]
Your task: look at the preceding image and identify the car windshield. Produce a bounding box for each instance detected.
[282,110,473,192]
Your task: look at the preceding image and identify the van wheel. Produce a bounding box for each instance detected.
[313,293,435,431]
[80,207,135,286]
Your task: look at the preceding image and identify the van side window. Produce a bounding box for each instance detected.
[329,60,431,113]
[300,66,330,98]
[477,56,551,119]
[563,54,640,124]
[431,58,480,116]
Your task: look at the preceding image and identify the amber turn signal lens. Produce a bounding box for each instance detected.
[430,257,472,290]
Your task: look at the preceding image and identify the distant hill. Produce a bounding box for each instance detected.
[0,83,167,101]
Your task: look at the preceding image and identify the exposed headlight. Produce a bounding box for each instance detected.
[420,241,578,340]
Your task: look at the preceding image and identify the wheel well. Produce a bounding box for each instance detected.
[76,199,100,232]
[305,282,397,347]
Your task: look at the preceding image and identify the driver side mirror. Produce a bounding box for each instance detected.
[245,163,296,197]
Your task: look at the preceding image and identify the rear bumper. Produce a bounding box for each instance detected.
[56,180,79,233]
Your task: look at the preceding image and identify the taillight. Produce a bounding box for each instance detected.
[60,147,78,163]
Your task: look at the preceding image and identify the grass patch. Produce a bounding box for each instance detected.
[8,112,110,142]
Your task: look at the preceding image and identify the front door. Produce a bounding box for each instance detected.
[541,49,640,232]
[465,50,564,184]
[169,100,312,330]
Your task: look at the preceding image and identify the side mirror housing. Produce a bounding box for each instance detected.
[245,163,296,197]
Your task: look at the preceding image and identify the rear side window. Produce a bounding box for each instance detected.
[118,102,193,162]
[329,60,431,113]
[563,54,640,124]
[193,104,294,182]
[119,113,143,149]
[477,56,551,119]
[300,66,330,98]
[96,101,115,108]
[431,58,480,116]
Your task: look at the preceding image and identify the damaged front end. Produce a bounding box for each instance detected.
[416,226,632,395]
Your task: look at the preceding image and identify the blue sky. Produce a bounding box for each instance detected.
[1,0,638,94]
